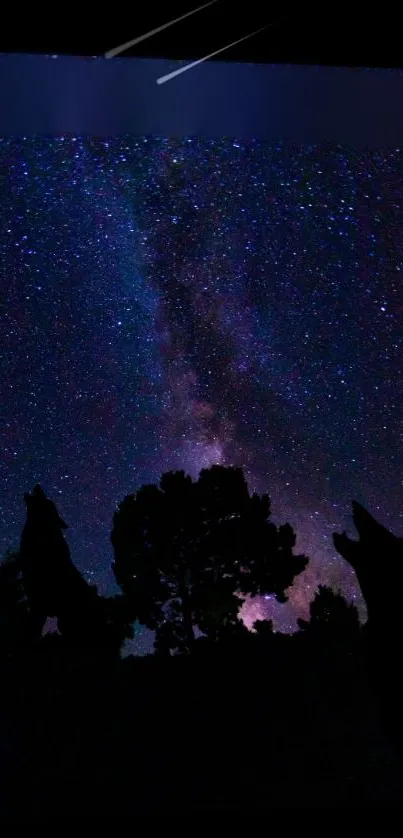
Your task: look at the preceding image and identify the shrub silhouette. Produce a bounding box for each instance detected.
[112,465,309,655]
[297,584,361,652]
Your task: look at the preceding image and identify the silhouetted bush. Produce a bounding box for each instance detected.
[297,584,361,652]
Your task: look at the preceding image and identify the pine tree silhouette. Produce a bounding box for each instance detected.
[19,485,134,655]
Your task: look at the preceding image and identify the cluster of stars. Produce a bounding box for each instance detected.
[0,136,402,653]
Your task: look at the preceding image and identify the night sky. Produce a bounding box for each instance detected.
[1,136,402,654]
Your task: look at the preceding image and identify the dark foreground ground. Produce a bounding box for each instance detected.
[1,634,402,818]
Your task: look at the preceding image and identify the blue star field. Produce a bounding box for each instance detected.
[1,136,402,654]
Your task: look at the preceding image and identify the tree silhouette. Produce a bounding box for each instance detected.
[333,502,403,753]
[297,585,361,652]
[19,484,134,655]
[333,501,403,640]
[112,465,309,655]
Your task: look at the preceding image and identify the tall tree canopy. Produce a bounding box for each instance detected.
[112,465,309,654]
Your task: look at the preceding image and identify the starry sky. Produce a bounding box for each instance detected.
[1,135,402,654]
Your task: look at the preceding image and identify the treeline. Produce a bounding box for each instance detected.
[0,466,363,660]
